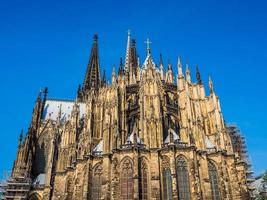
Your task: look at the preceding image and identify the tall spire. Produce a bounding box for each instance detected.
[177,56,183,78]
[130,39,138,71]
[125,29,131,72]
[196,65,202,84]
[83,34,101,92]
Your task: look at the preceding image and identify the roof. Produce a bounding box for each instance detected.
[33,174,45,186]
[42,99,86,121]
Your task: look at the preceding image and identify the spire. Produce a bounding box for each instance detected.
[119,57,124,76]
[177,56,183,78]
[159,54,163,67]
[130,39,138,71]
[31,89,42,130]
[101,69,106,87]
[159,54,164,80]
[112,65,116,84]
[125,29,131,72]
[77,84,82,100]
[41,87,48,116]
[186,64,191,83]
[144,38,152,55]
[83,34,101,92]
[18,129,23,147]
[196,65,202,84]
[165,59,174,84]
[209,76,214,94]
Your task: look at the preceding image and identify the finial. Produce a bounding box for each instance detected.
[209,76,214,94]
[127,29,131,36]
[18,129,23,146]
[196,65,202,84]
[167,59,172,70]
[186,64,191,82]
[119,57,124,75]
[177,56,183,77]
[132,38,136,46]
[112,65,116,74]
[102,69,106,86]
[93,34,98,42]
[159,54,163,66]
[144,38,152,55]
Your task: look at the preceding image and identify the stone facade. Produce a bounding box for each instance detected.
[6,32,251,200]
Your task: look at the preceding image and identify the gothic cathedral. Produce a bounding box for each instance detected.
[6,32,251,200]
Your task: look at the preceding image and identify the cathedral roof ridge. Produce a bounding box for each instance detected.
[46,98,76,103]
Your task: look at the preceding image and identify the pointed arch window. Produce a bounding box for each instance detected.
[121,157,134,200]
[176,156,190,200]
[162,156,173,200]
[139,158,149,199]
[91,163,103,200]
[208,161,221,200]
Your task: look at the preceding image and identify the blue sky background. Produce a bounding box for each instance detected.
[0,0,266,179]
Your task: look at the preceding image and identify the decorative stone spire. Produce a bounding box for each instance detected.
[159,54,164,80]
[186,64,191,83]
[125,29,131,72]
[112,65,116,84]
[83,34,101,92]
[118,57,124,76]
[77,84,82,100]
[209,76,214,94]
[41,87,48,117]
[177,56,183,78]
[18,129,23,147]
[196,65,202,84]
[144,38,152,56]
[101,69,106,87]
[136,56,141,81]
[165,59,174,84]
[129,39,138,84]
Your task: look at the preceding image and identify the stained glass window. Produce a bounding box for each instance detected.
[176,156,190,200]
[91,163,102,200]
[208,161,221,200]
[139,158,149,199]
[121,157,134,200]
[162,156,173,200]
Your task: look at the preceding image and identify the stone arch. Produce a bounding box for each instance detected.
[176,155,190,200]
[120,156,134,200]
[28,193,42,200]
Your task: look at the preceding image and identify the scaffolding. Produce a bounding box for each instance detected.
[227,124,255,198]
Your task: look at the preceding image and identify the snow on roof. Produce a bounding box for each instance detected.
[42,99,86,121]
[205,136,215,149]
[164,128,180,143]
[93,140,103,152]
[33,173,45,185]
[126,125,144,144]
[126,132,144,144]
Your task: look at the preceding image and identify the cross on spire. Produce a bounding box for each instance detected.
[144,38,152,55]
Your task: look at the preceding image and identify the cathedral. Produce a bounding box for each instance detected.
[4,31,252,200]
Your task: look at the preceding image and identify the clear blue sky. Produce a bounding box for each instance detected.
[0,0,266,179]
